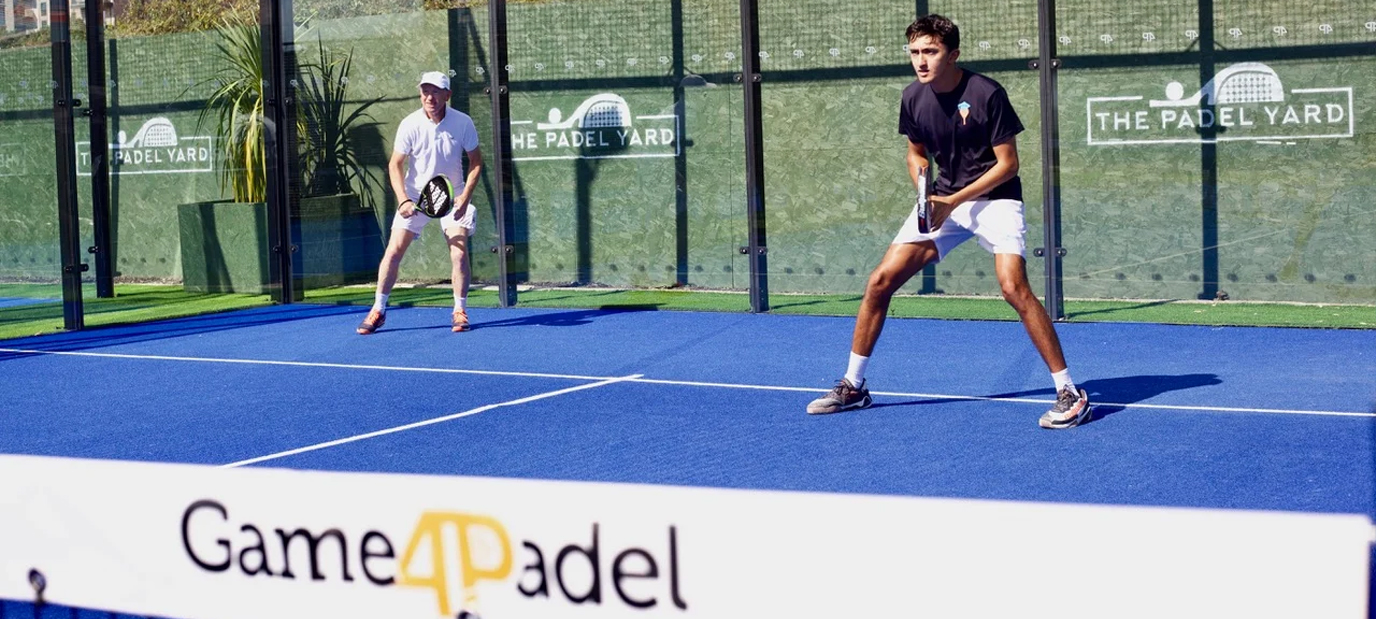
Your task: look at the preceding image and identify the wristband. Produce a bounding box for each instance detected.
[400,199,414,207]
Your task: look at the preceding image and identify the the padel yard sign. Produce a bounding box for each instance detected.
[76,116,215,176]
[510,92,681,161]
[1086,62,1355,145]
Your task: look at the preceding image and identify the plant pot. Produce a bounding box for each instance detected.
[177,200,270,294]
[177,194,383,294]
[291,193,384,290]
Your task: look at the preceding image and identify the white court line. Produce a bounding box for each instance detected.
[632,378,1376,418]
[2,347,1372,418]
[221,374,642,468]
[0,347,611,381]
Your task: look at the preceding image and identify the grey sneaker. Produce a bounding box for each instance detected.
[1039,387,1092,429]
[807,378,872,415]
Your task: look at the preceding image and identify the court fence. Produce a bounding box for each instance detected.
[0,0,1372,327]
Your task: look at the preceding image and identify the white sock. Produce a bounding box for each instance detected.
[844,352,869,387]
[373,292,389,313]
[455,297,467,312]
[1052,368,1075,393]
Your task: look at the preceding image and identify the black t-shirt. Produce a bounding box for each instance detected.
[898,70,1024,201]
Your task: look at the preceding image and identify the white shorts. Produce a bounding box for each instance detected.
[391,202,476,238]
[892,198,1026,262]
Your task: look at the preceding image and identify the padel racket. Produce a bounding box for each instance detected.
[416,174,455,219]
[915,166,936,234]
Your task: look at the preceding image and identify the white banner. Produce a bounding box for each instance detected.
[0,455,1371,618]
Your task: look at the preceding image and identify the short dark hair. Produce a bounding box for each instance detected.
[906,14,960,52]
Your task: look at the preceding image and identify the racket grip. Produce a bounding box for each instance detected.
[916,171,932,234]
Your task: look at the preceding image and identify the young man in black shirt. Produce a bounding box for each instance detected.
[806,15,1092,429]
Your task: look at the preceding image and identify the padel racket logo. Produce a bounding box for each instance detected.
[510,93,680,161]
[76,116,214,176]
[1086,62,1354,145]
[180,500,689,618]
[426,184,447,205]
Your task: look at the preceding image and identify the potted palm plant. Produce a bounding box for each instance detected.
[291,36,385,291]
[178,21,384,294]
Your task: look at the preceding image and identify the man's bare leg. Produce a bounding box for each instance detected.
[357,226,416,334]
[994,253,1091,428]
[851,241,939,356]
[807,241,936,414]
[376,227,417,299]
[993,253,1066,372]
[445,227,471,331]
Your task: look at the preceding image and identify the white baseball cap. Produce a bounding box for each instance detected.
[418,71,450,90]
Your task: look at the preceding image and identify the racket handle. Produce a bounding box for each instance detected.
[916,170,932,234]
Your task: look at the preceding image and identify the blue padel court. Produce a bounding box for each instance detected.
[2,305,1375,617]
[0,304,1371,515]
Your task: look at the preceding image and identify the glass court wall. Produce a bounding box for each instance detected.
[0,0,1372,332]
[1056,0,1376,304]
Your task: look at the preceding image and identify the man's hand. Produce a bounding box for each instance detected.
[928,195,957,231]
[398,199,416,218]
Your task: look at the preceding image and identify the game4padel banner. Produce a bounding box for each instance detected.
[0,455,1371,618]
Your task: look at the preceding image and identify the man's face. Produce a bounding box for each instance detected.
[908,34,958,84]
[420,83,451,117]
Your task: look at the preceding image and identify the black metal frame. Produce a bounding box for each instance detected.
[84,0,113,299]
[1034,0,1065,320]
[261,0,299,304]
[739,0,769,313]
[42,0,1376,330]
[1196,0,1220,302]
[49,0,84,330]
[488,0,517,308]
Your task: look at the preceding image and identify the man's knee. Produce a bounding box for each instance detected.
[865,268,903,299]
[385,229,415,255]
[999,277,1020,299]
[447,237,469,258]
[1000,279,1041,312]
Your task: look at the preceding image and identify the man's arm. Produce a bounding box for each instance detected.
[906,139,929,192]
[388,150,414,217]
[456,147,483,210]
[936,136,1019,208]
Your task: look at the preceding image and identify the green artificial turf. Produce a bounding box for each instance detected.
[1,282,1371,342]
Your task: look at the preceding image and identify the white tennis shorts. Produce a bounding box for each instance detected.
[391,201,476,238]
[892,198,1026,262]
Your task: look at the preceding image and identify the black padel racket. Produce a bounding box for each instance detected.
[416,174,455,218]
[915,166,935,234]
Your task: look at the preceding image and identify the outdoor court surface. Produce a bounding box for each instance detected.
[0,303,1373,615]
[1,303,1372,509]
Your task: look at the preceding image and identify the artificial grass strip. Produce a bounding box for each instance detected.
[1,282,1372,341]
[0,285,270,340]
[306,285,1373,329]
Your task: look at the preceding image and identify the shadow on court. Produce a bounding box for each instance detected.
[1369,403,1376,619]
[869,373,1225,422]
[0,304,359,359]
[1370,402,1376,619]
[1064,299,1177,320]
[374,305,665,334]
[770,295,863,311]
[0,289,264,326]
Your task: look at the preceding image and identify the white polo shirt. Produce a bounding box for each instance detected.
[393,105,480,201]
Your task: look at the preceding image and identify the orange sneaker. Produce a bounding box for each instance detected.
[356,309,386,335]
[451,309,470,332]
